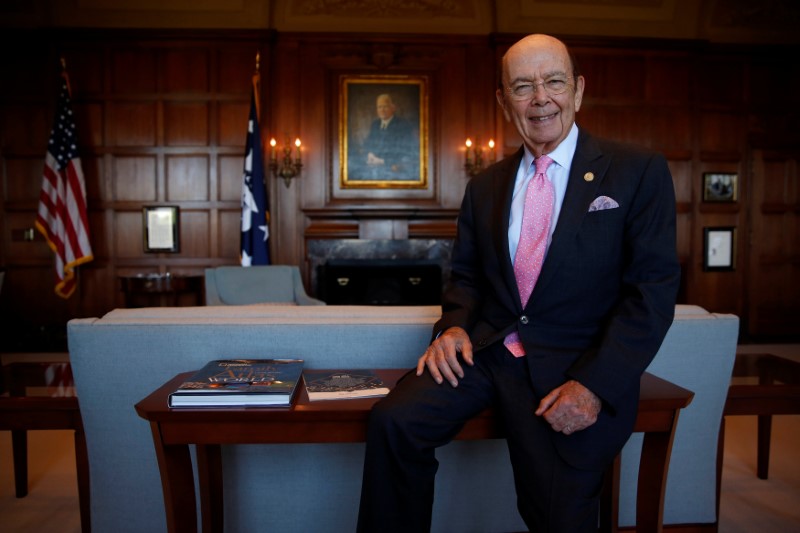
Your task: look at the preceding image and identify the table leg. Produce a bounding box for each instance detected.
[74,423,92,533]
[757,414,772,479]
[148,423,197,533]
[196,444,224,533]
[12,429,27,497]
[635,411,682,533]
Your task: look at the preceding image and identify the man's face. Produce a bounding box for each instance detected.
[496,35,584,157]
[376,96,395,120]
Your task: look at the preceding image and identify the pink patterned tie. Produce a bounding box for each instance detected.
[504,155,555,357]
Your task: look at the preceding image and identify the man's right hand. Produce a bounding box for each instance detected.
[416,327,473,387]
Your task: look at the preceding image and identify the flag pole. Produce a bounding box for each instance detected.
[58,56,80,293]
[36,56,94,298]
[253,50,268,225]
[60,56,72,96]
[239,50,271,266]
[253,51,260,119]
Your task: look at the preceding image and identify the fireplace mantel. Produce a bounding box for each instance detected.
[303,207,458,240]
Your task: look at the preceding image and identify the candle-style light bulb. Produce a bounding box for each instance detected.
[294,138,302,163]
[488,139,496,162]
[465,138,473,165]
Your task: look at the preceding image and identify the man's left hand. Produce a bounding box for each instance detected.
[367,153,385,166]
[535,380,601,435]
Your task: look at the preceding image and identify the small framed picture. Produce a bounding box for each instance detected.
[703,227,735,271]
[143,206,179,253]
[702,173,738,202]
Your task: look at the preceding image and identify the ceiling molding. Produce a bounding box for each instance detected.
[1,0,797,44]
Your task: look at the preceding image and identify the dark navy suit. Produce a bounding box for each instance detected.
[358,129,681,532]
[361,116,417,179]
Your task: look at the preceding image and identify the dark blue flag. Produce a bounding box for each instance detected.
[240,84,270,266]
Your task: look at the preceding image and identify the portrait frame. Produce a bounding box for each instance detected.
[703,227,736,271]
[702,173,738,203]
[339,74,428,189]
[143,206,179,253]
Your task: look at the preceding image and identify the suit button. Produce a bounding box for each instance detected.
[477,339,487,346]
[520,315,529,324]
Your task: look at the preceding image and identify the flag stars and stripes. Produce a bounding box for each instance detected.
[34,73,94,298]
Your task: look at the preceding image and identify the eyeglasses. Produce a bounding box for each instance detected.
[506,77,573,100]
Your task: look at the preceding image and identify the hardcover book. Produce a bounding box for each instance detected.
[303,369,390,401]
[169,359,304,408]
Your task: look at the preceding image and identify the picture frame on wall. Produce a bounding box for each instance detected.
[702,173,738,202]
[339,74,428,189]
[143,206,179,253]
[703,227,735,271]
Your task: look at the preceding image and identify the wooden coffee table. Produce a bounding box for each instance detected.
[724,352,800,479]
[136,369,693,533]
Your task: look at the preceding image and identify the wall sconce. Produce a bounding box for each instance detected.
[269,137,303,188]
[464,138,496,177]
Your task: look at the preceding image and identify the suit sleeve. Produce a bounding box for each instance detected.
[433,179,485,340]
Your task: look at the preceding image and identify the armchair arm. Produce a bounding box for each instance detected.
[291,267,326,306]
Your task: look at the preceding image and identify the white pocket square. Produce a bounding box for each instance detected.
[588,196,619,212]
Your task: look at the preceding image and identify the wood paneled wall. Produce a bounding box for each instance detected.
[1,29,798,349]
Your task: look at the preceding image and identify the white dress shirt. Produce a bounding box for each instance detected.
[508,123,579,263]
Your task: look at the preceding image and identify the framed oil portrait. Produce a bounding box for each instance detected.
[703,227,735,271]
[339,74,428,189]
[702,173,738,202]
[143,206,179,253]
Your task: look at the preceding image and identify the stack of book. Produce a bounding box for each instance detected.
[168,359,304,408]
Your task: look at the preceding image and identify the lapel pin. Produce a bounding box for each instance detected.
[584,172,594,182]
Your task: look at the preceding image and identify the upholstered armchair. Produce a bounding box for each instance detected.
[204,265,325,306]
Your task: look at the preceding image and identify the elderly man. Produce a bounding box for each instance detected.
[362,93,416,178]
[357,34,680,532]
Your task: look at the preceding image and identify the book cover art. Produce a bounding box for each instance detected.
[303,369,390,401]
[169,359,304,407]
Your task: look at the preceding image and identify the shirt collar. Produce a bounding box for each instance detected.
[521,123,579,172]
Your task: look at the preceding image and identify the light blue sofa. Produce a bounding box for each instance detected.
[67,304,738,532]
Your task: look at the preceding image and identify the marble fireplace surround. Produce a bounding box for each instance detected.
[307,238,454,303]
[303,207,459,304]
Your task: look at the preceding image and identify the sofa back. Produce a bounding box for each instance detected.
[67,304,738,532]
[618,305,739,526]
[69,305,526,532]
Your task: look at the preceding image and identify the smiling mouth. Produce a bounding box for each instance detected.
[528,113,557,122]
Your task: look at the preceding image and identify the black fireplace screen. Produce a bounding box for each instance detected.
[318,259,442,306]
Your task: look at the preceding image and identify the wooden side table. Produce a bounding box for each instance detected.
[119,273,204,307]
[0,362,90,533]
[724,352,800,479]
[136,370,693,533]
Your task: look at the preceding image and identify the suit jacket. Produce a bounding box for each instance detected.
[434,129,681,469]
[364,116,416,169]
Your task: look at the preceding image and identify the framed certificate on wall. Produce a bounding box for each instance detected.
[143,206,179,253]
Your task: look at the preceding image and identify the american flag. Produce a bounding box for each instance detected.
[240,72,270,266]
[35,69,93,298]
